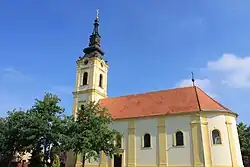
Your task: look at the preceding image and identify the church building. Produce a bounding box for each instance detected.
[69,12,244,167]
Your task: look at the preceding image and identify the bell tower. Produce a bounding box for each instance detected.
[72,10,108,117]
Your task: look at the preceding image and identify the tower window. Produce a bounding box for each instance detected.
[175,131,184,146]
[99,74,103,88]
[143,133,151,148]
[212,129,222,145]
[82,72,88,85]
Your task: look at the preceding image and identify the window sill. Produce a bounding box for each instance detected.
[212,144,223,146]
[117,148,124,153]
[172,145,185,148]
[80,84,88,86]
[141,147,153,150]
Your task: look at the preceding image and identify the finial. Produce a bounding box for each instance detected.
[191,72,195,86]
[96,8,100,20]
[91,8,100,36]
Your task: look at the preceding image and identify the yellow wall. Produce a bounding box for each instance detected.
[68,112,243,167]
[128,120,136,167]
[190,114,204,167]
[136,119,157,165]
[167,115,194,166]
[200,114,212,167]
[228,116,244,166]
[73,57,108,116]
[206,114,231,165]
[157,118,167,167]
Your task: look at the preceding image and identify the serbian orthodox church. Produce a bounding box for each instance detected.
[66,12,244,167]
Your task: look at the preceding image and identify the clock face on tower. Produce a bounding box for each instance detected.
[84,60,88,65]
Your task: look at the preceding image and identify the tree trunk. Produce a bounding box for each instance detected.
[248,154,250,167]
[82,154,86,167]
[43,143,47,167]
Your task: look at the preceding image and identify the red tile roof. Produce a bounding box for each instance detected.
[99,86,231,119]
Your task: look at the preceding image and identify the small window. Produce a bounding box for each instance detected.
[82,72,88,85]
[99,74,103,87]
[115,135,122,148]
[143,133,151,148]
[212,129,222,145]
[175,131,184,146]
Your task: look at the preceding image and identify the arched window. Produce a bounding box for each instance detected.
[115,135,122,148]
[82,72,88,85]
[143,133,151,148]
[175,131,184,146]
[212,129,222,145]
[99,74,103,87]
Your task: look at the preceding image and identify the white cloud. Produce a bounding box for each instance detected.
[0,67,31,83]
[176,53,250,109]
[207,53,250,88]
[50,85,73,95]
[176,78,216,97]
[0,67,73,116]
[176,53,250,94]
[178,78,211,89]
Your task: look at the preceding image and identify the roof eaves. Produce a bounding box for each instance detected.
[112,110,201,120]
[200,110,238,117]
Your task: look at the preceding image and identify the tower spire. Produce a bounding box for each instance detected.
[81,9,104,60]
[92,8,100,36]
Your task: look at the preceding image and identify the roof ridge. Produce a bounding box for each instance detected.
[101,86,194,100]
[193,86,202,111]
[196,87,230,111]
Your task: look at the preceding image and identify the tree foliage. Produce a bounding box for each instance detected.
[27,93,65,167]
[237,122,250,166]
[0,109,33,166]
[0,117,10,166]
[0,93,65,167]
[238,122,250,154]
[62,101,121,167]
[0,93,121,167]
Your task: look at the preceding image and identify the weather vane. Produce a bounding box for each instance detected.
[96,8,100,20]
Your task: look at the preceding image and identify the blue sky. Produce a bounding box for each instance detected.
[1,0,250,124]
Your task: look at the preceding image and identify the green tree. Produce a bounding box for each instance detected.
[0,117,9,166]
[237,122,250,166]
[0,109,32,166]
[63,101,121,167]
[0,93,67,167]
[27,93,65,167]
[238,122,249,154]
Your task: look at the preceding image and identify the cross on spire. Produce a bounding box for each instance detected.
[96,8,100,20]
[191,72,195,87]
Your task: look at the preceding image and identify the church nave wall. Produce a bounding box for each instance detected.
[75,113,243,167]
